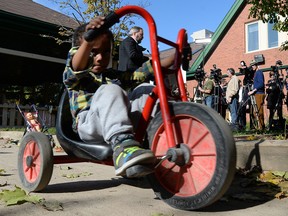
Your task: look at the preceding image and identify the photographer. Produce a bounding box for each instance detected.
[239,60,255,86]
[219,78,228,119]
[192,66,206,103]
[238,61,254,130]
[225,68,240,130]
[248,60,265,131]
[199,72,215,108]
[210,64,222,112]
[266,71,284,131]
[210,64,222,85]
[237,80,248,130]
[285,69,288,110]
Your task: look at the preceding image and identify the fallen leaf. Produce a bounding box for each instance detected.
[272,171,287,178]
[62,173,80,178]
[62,172,92,179]
[40,199,63,211]
[0,185,42,206]
[0,169,6,176]
[0,181,8,187]
[275,192,287,199]
[278,181,288,193]
[60,165,72,170]
[259,171,283,185]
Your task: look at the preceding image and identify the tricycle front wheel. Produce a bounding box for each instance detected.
[18,132,53,192]
[147,102,236,210]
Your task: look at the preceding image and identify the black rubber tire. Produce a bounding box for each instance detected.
[146,102,236,210]
[18,132,53,192]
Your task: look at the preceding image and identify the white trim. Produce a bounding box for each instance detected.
[246,21,259,52]
[245,20,288,53]
[0,47,66,64]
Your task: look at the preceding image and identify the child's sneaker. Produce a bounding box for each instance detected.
[113,139,156,177]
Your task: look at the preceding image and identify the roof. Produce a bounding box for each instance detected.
[187,0,246,79]
[0,0,77,86]
[160,43,205,69]
[0,0,78,28]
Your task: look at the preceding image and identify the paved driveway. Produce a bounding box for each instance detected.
[0,137,288,216]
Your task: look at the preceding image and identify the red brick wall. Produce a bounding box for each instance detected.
[187,4,288,122]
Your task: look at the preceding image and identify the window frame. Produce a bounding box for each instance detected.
[267,22,278,48]
[245,21,280,53]
[246,22,259,52]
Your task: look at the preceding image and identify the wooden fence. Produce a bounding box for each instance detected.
[0,103,56,128]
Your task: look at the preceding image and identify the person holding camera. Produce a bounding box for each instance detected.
[199,72,215,108]
[225,68,240,130]
[238,61,254,130]
[248,60,265,131]
[219,78,228,119]
[266,71,284,131]
[285,69,288,110]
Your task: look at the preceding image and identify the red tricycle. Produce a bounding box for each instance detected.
[17,5,236,211]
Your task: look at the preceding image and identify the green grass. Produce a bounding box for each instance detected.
[0,127,25,132]
[0,127,56,135]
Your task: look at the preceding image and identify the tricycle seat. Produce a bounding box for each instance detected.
[56,90,113,161]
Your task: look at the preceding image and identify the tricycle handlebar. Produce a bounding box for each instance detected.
[84,12,120,42]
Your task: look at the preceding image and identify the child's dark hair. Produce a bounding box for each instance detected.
[72,23,114,47]
[72,23,87,47]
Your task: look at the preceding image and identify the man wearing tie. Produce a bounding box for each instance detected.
[118,26,149,73]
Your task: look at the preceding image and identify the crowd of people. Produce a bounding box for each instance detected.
[195,60,288,132]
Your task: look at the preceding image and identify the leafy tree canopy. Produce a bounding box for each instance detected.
[52,0,150,45]
[248,0,288,50]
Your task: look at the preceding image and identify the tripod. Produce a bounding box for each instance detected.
[237,84,260,130]
[267,75,285,131]
[213,84,221,113]
[192,80,203,103]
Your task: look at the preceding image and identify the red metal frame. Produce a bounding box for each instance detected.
[53,155,113,166]
[51,5,190,165]
[116,6,189,148]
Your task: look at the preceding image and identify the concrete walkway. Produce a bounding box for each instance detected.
[1,131,287,171]
[1,131,288,215]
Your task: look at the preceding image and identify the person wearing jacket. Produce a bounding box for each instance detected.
[248,60,265,131]
[225,68,240,130]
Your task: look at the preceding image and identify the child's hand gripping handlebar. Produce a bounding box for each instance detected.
[83,12,120,42]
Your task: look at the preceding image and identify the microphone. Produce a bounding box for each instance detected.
[139,45,146,51]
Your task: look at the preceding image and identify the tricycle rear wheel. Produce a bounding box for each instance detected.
[146,102,236,210]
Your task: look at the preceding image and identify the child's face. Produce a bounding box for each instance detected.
[134,29,144,44]
[26,113,33,120]
[90,33,112,73]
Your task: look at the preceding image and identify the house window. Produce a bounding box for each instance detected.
[246,20,281,52]
[247,22,259,52]
[268,22,278,48]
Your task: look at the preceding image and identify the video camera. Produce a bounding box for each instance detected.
[270,60,283,79]
[210,64,222,84]
[194,66,205,82]
[239,61,254,85]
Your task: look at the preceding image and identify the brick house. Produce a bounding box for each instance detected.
[185,0,288,122]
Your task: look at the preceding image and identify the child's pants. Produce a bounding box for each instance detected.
[77,83,153,145]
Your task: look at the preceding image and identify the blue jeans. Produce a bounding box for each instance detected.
[204,95,214,108]
[229,97,239,125]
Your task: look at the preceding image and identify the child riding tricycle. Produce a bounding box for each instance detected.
[17,5,236,211]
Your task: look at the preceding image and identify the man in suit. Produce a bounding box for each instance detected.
[118,26,149,72]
